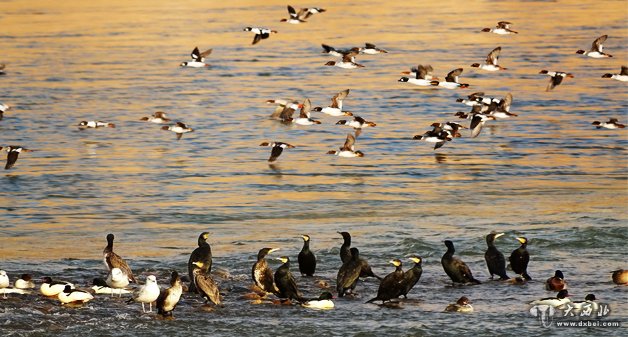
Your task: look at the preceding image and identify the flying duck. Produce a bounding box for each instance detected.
[327,134,364,157]
[431,68,470,89]
[576,35,612,58]
[78,121,115,129]
[592,118,625,129]
[2,146,33,170]
[481,21,518,35]
[336,116,376,137]
[602,66,628,81]
[180,47,212,67]
[359,43,388,54]
[161,122,194,140]
[259,142,295,162]
[471,47,507,71]
[140,111,171,124]
[539,70,574,91]
[399,64,437,86]
[313,89,352,116]
[243,27,278,45]
[325,51,364,69]
[281,5,306,24]
[321,44,359,57]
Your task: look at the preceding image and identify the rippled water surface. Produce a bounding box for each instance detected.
[0,0,627,336]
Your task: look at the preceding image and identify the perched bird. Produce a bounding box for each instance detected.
[338,231,352,263]
[302,292,334,310]
[313,89,352,116]
[430,68,470,89]
[140,111,171,124]
[157,271,183,317]
[611,269,628,285]
[540,70,574,91]
[91,277,131,295]
[359,43,388,54]
[366,259,405,304]
[509,237,531,280]
[106,268,130,297]
[280,5,306,24]
[413,125,453,150]
[471,46,507,71]
[481,21,518,35]
[336,116,376,137]
[571,294,599,315]
[399,64,436,86]
[485,232,509,280]
[325,51,364,69]
[274,256,304,302]
[400,256,423,298]
[0,271,9,298]
[103,233,136,283]
[259,142,295,162]
[2,146,33,170]
[530,289,570,307]
[321,44,358,58]
[602,66,628,81]
[546,270,567,291]
[592,118,625,129]
[441,240,481,285]
[40,277,74,297]
[252,247,280,294]
[58,285,94,304]
[298,7,325,20]
[127,275,160,312]
[298,235,316,277]
[192,261,221,305]
[576,35,612,58]
[188,232,212,293]
[243,27,278,45]
[327,134,364,157]
[14,274,35,289]
[333,234,381,280]
[337,247,363,297]
[180,47,212,67]
[445,296,474,312]
[161,122,194,140]
[78,121,115,128]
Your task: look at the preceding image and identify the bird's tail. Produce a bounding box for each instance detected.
[366,297,378,304]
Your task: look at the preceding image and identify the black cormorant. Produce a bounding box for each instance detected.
[484,232,509,280]
[188,232,212,292]
[367,259,405,304]
[509,237,531,280]
[252,247,280,294]
[298,235,316,277]
[441,240,481,285]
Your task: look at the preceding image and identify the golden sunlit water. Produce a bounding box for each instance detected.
[0,0,626,335]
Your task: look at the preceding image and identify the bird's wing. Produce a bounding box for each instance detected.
[592,35,607,52]
[300,98,312,118]
[268,146,284,162]
[486,46,501,65]
[5,151,19,169]
[341,134,356,151]
[446,68,463,83]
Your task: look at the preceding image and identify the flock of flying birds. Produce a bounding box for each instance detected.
[0,8,626,169]
[1,231,627,316]
[0,2,626,324]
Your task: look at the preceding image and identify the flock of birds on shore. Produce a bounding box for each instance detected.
[0,6,626,167]
[0,3,626,327]
[1,231,627,317]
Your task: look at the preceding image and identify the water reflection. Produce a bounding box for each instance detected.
[434,153,447,163]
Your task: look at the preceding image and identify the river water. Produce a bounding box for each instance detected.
[0,0,626,336]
